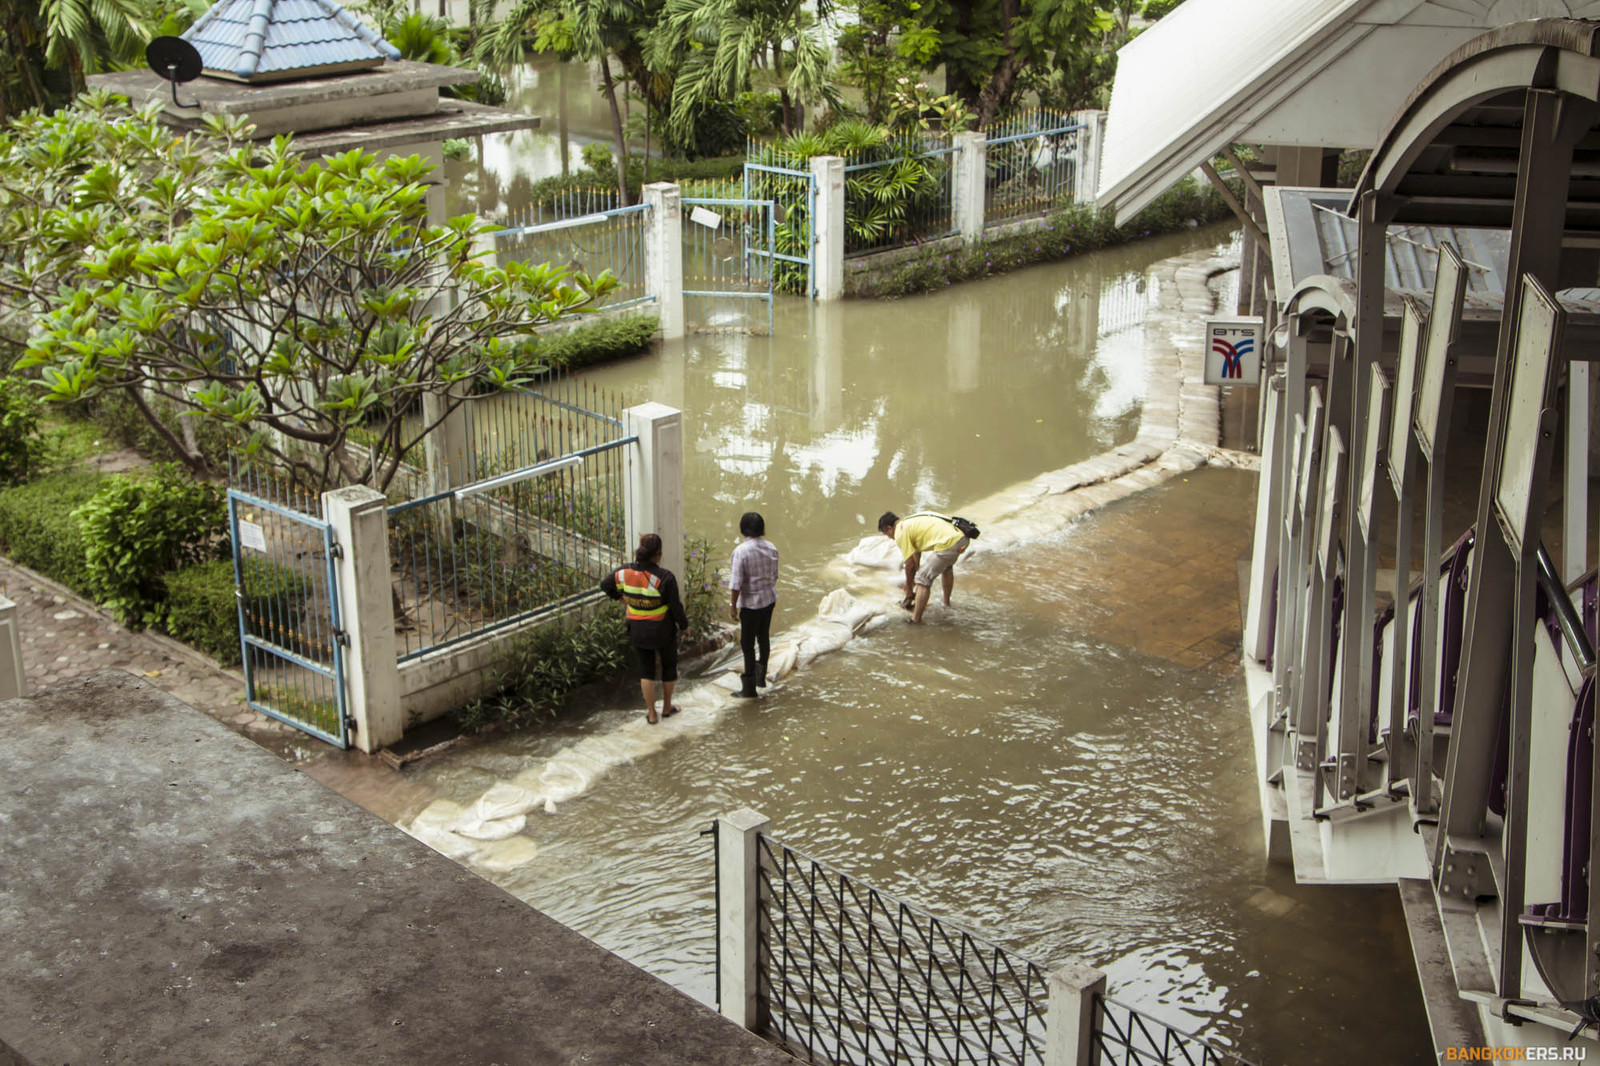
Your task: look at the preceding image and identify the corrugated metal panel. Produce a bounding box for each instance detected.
[1098,0,1365,213]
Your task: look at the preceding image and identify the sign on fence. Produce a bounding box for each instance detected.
[1204,318,1264,386]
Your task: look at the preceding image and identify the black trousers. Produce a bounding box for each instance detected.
[739,603,774,678]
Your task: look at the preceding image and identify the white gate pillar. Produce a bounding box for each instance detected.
[1043,959,1108,1066]
[810,156,846,301]
[643,182,685,340]
[716,807,770,1030]
[322,486,401,753]
[952,131,987,240]
[1070,110,1107,207]
[0,595,23,701]
[624,402,685,583]
[421,391,475,494]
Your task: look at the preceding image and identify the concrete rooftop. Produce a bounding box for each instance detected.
[0,671,792,1066]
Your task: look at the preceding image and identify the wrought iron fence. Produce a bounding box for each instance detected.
[1092,996,1259,1066]
[840,130,957,257]
[982,109,1083,226]
[387,374,632,661]
[492,186,651,311]
[755,833,1049,1066]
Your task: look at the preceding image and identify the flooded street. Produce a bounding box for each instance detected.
[401,70,1437,1063]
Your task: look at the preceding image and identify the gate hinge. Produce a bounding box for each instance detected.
[333,629,350,648]
[327,541,344,560]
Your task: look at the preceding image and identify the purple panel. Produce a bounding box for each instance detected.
[1436,529,1475,727]
[1559,676,1593,920]
[1488,665,1512,818]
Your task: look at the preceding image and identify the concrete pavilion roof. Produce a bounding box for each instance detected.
[1095,0,1600,225]
[183,0,401,83]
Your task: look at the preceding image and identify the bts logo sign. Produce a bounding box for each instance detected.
[1205,318,1264,386]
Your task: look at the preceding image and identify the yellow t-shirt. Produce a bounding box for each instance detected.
[894,514,962,559]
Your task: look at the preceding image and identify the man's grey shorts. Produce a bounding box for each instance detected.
[914,536,970,586]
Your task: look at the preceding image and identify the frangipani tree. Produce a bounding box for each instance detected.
[5,92,614,493]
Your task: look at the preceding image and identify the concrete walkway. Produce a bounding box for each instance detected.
[0,672,795,1066]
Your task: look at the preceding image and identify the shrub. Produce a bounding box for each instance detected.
[849,177,1237,298]
[0,376,43,487]
[165,558,310,665]
[456,611,632,733]
[74,466,230,627]
[0,470,107,594]
[537,315,658,370]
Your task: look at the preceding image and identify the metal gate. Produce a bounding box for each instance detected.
[227,480,350,748]
[682,195,779,334]
[744,158,817,299]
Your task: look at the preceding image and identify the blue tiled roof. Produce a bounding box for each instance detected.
[183,0,401,82]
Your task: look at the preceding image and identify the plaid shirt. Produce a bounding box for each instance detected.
[729,536,779,609]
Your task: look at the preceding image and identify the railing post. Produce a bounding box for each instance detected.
[1044,960,1107,1066]
[322,486,401,753]
[0,594,24,701]
[623,402,685,583]
[643,182,685,340]
[952,130,987,240]
[809,155,846,301]
[716,807,770,1030]
[1070,110,1108,207]
[1244,374,1285,661]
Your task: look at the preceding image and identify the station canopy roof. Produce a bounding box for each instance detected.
[1095,0,1600,225]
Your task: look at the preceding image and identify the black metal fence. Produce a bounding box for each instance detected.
[755,833,1050,1066]
[1093,996,1259,1066]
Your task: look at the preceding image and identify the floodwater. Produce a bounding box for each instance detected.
[411,64,1435,1065]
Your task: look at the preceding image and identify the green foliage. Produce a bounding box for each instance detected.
[0,377,44,487]
[72,389,242,471]
[681,533,723,637]
[456,611,632,732]
[165,558,310,665]
[7,93,615,493]
[536,314,658,370]
[850,176,1236,297]
[442,138,472,162]
[0,470,107,595]
[73,465,229,627]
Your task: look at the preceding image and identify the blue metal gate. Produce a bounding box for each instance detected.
[682,195,780,334]
[227,480,350,748]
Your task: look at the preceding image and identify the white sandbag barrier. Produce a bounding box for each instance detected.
[403,248,1254,873]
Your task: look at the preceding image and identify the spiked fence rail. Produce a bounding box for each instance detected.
[754,833,1050,1066]
[492,187,651,312]
[387,375,632,662]
[982,110,1083,226]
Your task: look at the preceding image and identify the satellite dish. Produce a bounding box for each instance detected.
[145,36,203,109]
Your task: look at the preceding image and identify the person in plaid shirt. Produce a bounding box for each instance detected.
[728,512,778,699]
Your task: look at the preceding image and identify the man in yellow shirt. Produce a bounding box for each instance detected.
[877,511,970,624]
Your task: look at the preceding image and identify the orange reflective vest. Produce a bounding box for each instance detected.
[616,567,669,622]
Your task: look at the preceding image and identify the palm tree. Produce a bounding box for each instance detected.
[478,0,662,206]
[0,0,154,120]
[648,0,834,143]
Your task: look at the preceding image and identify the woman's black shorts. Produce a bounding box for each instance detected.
[634,642,678,682]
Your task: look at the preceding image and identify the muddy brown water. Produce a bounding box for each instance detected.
[418,76,1434,1063]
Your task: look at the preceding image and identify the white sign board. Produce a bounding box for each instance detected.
[1204,317,1264,386]
[689,206,723,229]
[238,519,267,554]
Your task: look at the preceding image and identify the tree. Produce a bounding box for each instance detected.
[4,92,616,492]
[478,0,664,206]
[0,0,181,120]
[648,0,836,140]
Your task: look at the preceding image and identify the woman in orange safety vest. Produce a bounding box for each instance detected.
[601,532,691,724]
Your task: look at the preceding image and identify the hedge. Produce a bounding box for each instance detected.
[0,470,107,595]
[166,558,311,666]
[538,314,658,370]
[849,177,1240,299]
